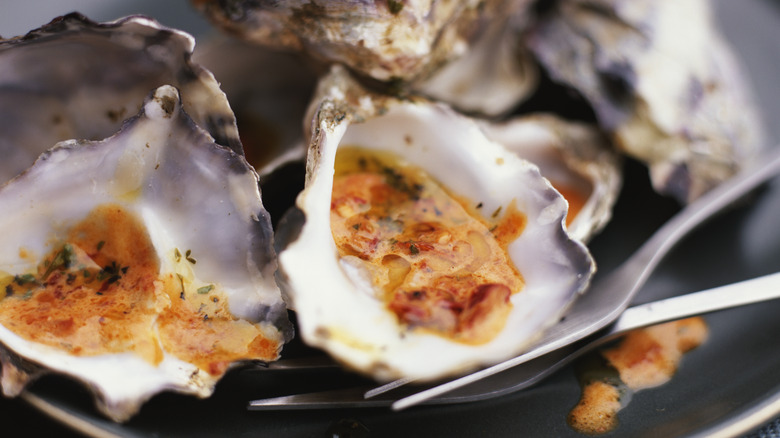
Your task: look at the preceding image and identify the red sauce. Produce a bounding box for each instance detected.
[0,204,280,375]
[330,147,525,344]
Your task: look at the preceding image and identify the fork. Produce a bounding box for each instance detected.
[250,146,780,410]
[248,271,780,409]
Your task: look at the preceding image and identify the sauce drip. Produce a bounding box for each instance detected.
[0,204,279,375]
[330,147,525,344]
[568,317,709,434]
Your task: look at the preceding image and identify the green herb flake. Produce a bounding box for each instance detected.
[491,206,503,218]
[185,249,196,264]
[388,0,404,14]
[174,248,182,263]
[409,243,419,255]
[197,285,215,295]
[352,223,361,230]
[97,241,105,251]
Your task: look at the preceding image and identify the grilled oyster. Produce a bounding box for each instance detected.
[276,66,594,381]
[0,86,289,422]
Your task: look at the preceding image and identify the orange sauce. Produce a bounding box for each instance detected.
[568,317,709,434]
[0,204,280,376]
[330,147,525,344]
[554,184,588,227]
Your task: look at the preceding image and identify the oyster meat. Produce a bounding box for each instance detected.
[276,66,594,381]
[0,86,289,422]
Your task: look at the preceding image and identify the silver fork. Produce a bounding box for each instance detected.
[250,146,780,410]
[248,271,780,409]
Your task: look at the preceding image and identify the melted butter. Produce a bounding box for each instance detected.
[0,204,280,376]
[331,147,525,344]
[568,317,709,434]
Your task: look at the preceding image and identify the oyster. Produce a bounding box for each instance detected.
[0,86,289,422]
[0,13,241,184]
[480,114,622,242]
[192,0,514,83]
[527,0,764,203]
[277,66,594,381]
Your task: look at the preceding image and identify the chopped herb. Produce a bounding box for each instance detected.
[15,273,36,285]
[489,225,498,233]
[388,0,404,14]
[83,270,91,278]
[97,241,105,251]
[22,290,33,300]
[174,248,182,263]
[41,243,76,280]
[476,202,484,209]
[409,243,419,255]
[352,223,361,230]
[96,291,103,296]
[121,266,129,274]
[185,249,196,264]
[203,314,209,321]
[197,285,215,295]
[212,297,219,303]
[66,273,76,285]
[5,285,13,297]
[492,206,503,218]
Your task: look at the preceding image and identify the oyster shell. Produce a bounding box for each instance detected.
[192,0,513,83]
[480,114,622,242]
[412,0,539,117]
[0,86,289,422]
[527,0,764,203]
[0,13,241,184]
[277,66,594,381]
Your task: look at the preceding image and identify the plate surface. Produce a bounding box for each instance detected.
[1,0,780,436]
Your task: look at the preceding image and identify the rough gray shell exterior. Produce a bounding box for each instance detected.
[527,0,764,203]
[0,13,242,184]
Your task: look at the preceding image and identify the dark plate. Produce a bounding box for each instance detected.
[1,0,780,436]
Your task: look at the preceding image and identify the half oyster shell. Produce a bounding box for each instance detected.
[528,0,764,203]
[0,13,241,184]
[277,66,594,381]
[0,86,289,422]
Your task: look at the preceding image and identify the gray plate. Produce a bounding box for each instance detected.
[1,0,780,436]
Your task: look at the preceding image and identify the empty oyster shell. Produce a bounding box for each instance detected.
[528,0,764,203]
[276,66,594,381]
[0,13,241,184]
[0,86,289,422]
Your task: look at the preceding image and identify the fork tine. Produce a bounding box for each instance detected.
[248,386,393,410]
